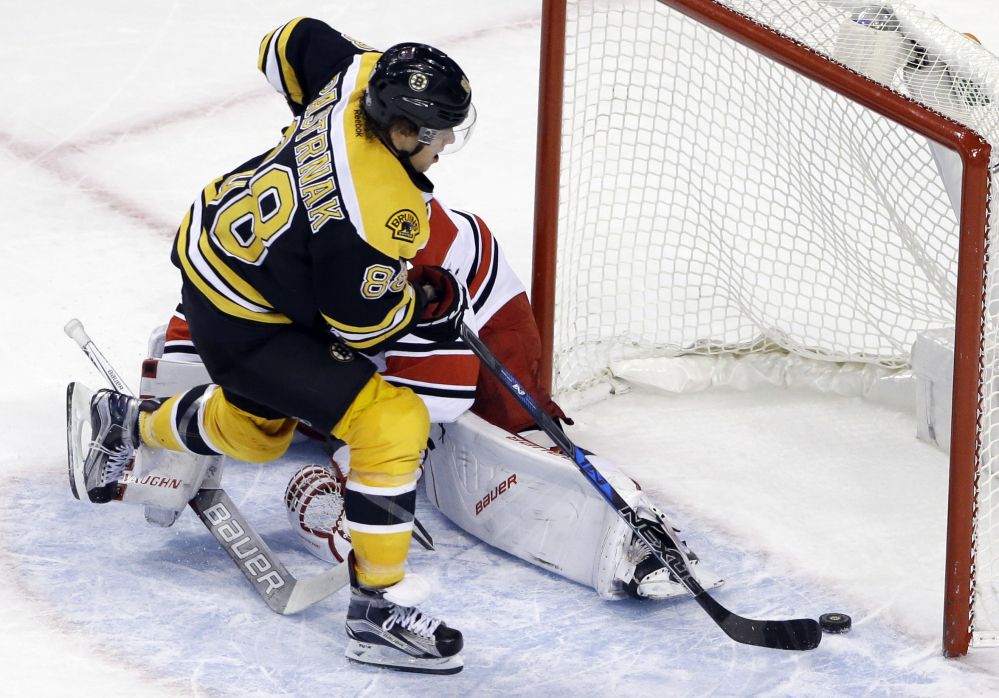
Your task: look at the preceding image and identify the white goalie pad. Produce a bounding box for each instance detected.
[426,412,653,599]
[118,446,224,516]
[139,358,212,400]
[68,381,223,526]
[124,326,223,524]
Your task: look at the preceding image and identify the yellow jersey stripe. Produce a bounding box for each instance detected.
[176,209,292,325]
[325,309,414,349]
[332,52,429,261]
[324,288,416,349]
[195,177,276,309]
[324,285,414,335]
[258,28,278,72]
[202,175,222,203]
[197,229,274,309]
[277,18,307,105]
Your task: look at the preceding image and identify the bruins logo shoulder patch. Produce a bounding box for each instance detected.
[386,209,421,243]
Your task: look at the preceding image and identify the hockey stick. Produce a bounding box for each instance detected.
[190,488,349,614]
[64,319,135,396]
[459,323,821,651]
[64,319,349,613]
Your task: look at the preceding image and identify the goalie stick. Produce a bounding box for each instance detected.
[64,318,350,614]
[64,319,135,396]
[459,322,822,651]
[190,488,349,614]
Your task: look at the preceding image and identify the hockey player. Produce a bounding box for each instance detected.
[69,18,475,674]
[159,19,721,604]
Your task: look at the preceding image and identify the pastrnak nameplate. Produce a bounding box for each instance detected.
[386,209,420,242]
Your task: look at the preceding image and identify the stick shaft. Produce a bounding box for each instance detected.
[459,323,702,594]
[460,322,822,650]
[64,319,134,396]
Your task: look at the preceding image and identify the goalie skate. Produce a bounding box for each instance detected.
[623,534,724,600]
[344,553,463,675]
[67,383,142,504]
[617,503,724,600]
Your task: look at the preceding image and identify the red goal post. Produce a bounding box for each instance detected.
[531,0,994,656]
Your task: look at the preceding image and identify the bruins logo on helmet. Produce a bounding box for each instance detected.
[409,72,429,92]
[386,209,421,242]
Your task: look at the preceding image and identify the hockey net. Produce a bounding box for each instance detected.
[533,0,999,654]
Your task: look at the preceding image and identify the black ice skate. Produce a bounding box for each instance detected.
[66,383,142,504]
[344,552,463,674]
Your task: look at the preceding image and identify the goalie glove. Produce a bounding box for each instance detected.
[408,265,468,343]
[284,462,352,564]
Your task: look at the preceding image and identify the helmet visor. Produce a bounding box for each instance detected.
[417,103,477,156]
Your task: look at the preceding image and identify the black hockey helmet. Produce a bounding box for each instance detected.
[365,43,475,154]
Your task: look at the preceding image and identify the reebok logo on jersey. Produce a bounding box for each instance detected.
[386,209,420,242]
[475,474,517,515]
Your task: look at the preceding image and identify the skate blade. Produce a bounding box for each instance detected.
[66,382,95,501]
[345,640,463,675]
[639,565,725,600]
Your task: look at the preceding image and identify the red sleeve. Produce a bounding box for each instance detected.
[412,199,459,267]
[165,312,191,344]
[470,292,569,433]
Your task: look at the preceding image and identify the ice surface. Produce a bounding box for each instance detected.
[5,0,999,695]
[5,439,997,697]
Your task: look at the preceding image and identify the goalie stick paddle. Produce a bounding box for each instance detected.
[190,488,349,614]
[459,323,821,651]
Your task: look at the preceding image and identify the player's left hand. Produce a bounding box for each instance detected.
[408,265,468,342]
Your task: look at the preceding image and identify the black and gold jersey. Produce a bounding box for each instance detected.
[172,18,431,350]
[258,17,376,117]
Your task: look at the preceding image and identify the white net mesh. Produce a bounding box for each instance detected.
[553,0,999,640]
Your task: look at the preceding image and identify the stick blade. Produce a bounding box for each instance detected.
[719,616,822,651]
[698,592,822,650]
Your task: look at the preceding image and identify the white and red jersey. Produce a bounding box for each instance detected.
[163,196,566,433]
[379,198,524,423]
[162,306,200,362]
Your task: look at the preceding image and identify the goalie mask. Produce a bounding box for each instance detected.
[365,43,476,155]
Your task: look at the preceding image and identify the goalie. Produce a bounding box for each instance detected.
[162,189,723,603]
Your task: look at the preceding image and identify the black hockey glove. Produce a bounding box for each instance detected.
[408,265,468,343]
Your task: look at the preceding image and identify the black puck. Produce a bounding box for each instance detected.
[819,613,852,634]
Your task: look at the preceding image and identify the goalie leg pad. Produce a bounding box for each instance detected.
[425,413,721,600]
[425,414,639,597]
